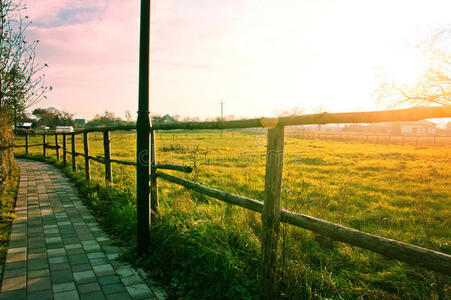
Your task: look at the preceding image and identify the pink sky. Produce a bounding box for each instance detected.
[26,0,451,121]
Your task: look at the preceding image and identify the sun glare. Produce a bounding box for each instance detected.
[382,49,428,86]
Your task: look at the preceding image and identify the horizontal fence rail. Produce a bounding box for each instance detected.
[14,106,451,135]
[13,105,451,298]
[157,171,451,275]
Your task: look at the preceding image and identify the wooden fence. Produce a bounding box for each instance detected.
[286,130,451,145]
[14,106,451,299]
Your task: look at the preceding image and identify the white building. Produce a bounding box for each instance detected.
[399,121,436,136]
[15,122,33,130]
[56,126,74,133]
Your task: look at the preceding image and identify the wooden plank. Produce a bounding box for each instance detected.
[71,133,77,172]
[110,158,137,166]
[150,130,158,214]
[155,163,192,173]
[280,210,451,275]
[75,124,136,133]
[103,130,112,183]
[150,106,451,130]
[43,134,47,157]
[157,172,263,212]
[260,126,285,299]
[83,132,91,180]
[55,134,60,161]
[62,134,67,166]
[25,134,29,155]
[157,171,451,275]
[13,143,44,148]
[13,106,451,134]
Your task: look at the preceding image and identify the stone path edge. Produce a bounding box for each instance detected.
[0,158,167,300]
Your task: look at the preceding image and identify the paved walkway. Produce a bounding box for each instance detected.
[0,159,165,300]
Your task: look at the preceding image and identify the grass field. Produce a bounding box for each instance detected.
[15,130,451,299]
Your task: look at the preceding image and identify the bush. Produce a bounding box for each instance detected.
[0,108,18,263]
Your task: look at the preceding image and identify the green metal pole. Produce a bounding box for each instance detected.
[136,0,151,255]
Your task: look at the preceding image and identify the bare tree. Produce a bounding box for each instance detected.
[375,27,450,107]
[0,0,50,121]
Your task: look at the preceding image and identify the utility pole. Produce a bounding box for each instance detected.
[220,99,224,121]
[220,99,224,137]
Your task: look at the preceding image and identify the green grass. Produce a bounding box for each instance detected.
[0,160,19,264]
[15,130,451,299]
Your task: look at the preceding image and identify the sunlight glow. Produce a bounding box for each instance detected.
[382,49,429,86]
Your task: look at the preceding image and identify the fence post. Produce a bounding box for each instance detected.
[71,133,77,172]
[25,133,29,155]
[83,132,91,180]
[260,125,285,299]
[43,134,47,157]
[55,134,60,161]
[63,134,67,166]
[150,129,159,214]
[103,130,112,183]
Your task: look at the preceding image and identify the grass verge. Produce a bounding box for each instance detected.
[0,161,20,264]
[15,154,260,299]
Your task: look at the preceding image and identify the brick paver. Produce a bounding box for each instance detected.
[0,159,166,300]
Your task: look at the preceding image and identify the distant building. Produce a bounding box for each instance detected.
[360,121,437,135]
[38,125,50,131]
[74,119,86,127]
[399,121,437,136]
[56,126,74,133]
[15,122,33,130]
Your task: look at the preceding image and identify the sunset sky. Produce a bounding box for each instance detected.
[26,0,451,120]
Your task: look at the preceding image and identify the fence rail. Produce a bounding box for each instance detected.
[286,131,451,145]
[13,105,451,299]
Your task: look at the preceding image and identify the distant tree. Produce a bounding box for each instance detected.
[86,111,134,127]
[32,107,74,128]
[375,27,450,107]
[275,107,305,117]
[223,114,236,121]
[151,115,162,124]
[0,0,51,123]
[181,116,200,122]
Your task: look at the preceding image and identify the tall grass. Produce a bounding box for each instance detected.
[15,130,451,299]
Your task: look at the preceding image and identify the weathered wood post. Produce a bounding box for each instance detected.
[260,124,285,299]
[150,129,158,214]
[62,134,67,166]
[71,133,77,172]
[103,130,112,183]
[83,132,91,180]
[43,134,47,157]
[55,134,60,161]
[136,0,151,255]
[25,133,29,155]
